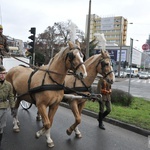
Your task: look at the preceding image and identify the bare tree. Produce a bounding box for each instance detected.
[35,20,86,64]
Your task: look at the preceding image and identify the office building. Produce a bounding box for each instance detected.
[85,14,128,46]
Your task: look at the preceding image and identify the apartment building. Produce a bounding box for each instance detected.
[85,14,128,46]
[7,36,24,56]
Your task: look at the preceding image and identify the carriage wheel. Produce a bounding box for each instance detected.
[20,101,32,110]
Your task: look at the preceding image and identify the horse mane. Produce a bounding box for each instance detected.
[19,64,30,68]
[85,54,101,67]
[85,51,111,68]
[52,46,70,62]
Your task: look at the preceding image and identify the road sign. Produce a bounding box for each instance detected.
[142,44,149,50]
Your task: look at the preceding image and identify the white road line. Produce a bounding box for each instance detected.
[137,80,141,82]
[142,80,147,83]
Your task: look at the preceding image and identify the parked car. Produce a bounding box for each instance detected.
[126,68,138,78]
[137,71,142,77]
[139,72,149,79]
[148,72,150,79]
[115,71,127,78]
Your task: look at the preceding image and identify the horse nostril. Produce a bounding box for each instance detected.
[80,73,83,78]
[111,80,113,84]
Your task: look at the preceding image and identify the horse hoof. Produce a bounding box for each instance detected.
[48,142,54,148]
[66,129,71,135]
[75,133,82,138]
[13,128,20,133]
[17,122,20,126]
[36,116,42,121]
[35,132,40,138]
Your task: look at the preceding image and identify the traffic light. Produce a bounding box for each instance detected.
[28,27,36,65]
[28,27,36,54]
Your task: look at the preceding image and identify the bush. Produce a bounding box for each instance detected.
[111,89,133,106]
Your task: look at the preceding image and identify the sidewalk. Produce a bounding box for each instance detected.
[60,102,150,137]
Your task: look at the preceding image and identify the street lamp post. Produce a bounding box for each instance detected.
[118,17,123,78]
[118,22,133,77]
[118,32,122,77]
[128,38,133,95]
[86,0,91,59]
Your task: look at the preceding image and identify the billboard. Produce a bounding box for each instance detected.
[132,48,142,66]
[96,49,127,62]
[101,17,114,30]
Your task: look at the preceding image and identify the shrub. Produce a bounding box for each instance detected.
[111,89,133,106]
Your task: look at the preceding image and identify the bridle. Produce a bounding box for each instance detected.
[65,48,84,75]
[96,57,113,79]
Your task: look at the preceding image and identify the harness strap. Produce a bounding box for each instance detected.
[64,86,91,98]
[28,69,38,104]
[29,84,64,93]
[64,87,91,94]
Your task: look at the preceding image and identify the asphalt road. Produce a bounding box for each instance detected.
[93,77,150,101]
[1,105,149,150]
[112,78,150,101]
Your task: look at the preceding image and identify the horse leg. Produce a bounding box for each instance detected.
[44,104,59,148]
[13,116,20,132]
[36,127,46,138]
[35,104,55,147]
[44,128,54,148]
[66,101,86,138]
[74,101,86,138]
[35,105,49,138]
[74,126,82,138]
[66,101,81,137]
[12,99,20,132]
[36,110,42,121]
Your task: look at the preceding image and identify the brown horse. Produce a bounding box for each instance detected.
[63,49,115,138]
[6,41,87,148]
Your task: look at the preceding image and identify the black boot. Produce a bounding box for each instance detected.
[0,133,3,146]
[98,112,105,130]
[102,111,110,119]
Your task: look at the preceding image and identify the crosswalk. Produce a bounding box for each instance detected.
[124,78,150,84]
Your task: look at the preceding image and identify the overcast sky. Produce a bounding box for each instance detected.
[0,0,150,50]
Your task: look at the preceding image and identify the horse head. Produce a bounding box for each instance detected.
[65,41,87,80]
[96,49,115,84]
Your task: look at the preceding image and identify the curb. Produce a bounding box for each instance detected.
[60,102,150,137]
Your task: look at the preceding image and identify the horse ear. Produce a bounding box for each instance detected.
[75,41,81,49]
[101,49,105,56]
[68,41,74,49]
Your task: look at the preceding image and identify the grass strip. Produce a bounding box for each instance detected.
[85,97,150,130]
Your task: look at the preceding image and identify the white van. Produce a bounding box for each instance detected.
[126,68,138,78]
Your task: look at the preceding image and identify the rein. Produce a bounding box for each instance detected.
[4,52,74,76]
[15,46,87,100]
[96,57,114,79]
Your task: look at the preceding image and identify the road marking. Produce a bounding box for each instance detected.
[117,78,150,84]
[142,80,147,83]
[131,80,135,82]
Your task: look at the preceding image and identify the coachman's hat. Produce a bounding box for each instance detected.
[0,25,3,29]
[0,65,6,72]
